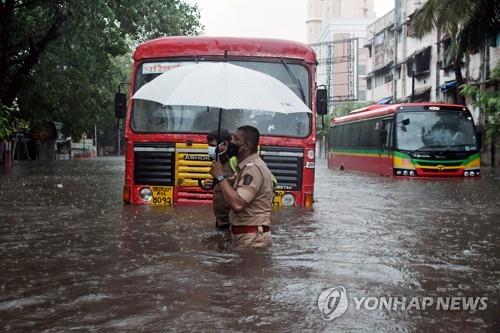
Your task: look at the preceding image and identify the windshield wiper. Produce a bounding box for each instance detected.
[413,145,447,152]
[280,58,306,103]
[443,144,476,151]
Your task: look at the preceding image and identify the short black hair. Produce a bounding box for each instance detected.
[207,129,231,143]
[237,125,259,153]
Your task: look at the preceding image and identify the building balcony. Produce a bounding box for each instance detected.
[366,9,395,40]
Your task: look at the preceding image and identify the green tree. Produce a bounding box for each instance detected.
[0,0,202,137]
[412,0,500,104]
[0,102,13,141]
[316,101,372,137]
[1,1,67,107]
[332,101,372,117]
[460,63,500,143]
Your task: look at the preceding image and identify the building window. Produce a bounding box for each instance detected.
[375,74,385,87]
[397,28,403,43]
[358,64,366,75]
[415,47,431,74]
[358,90,367,100]
[408,46,432,76]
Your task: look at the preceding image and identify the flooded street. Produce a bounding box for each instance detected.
[1,157,499,332]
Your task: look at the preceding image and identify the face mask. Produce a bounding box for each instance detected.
[208,146,217,160]
[226,142,241,158]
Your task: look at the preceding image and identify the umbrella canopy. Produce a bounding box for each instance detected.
[132,62,311,114]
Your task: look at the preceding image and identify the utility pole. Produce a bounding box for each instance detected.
[117,119,121,156]
[401,0,408,101]
[411,68,416,101]
[392,0,401,102]
[94,124,97,157]
[435,29,441,102]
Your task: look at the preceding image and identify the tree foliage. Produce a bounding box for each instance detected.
[332,101,372,118]
[460,63,500,142]
[0,0,202,138]
[316,101,372,136]
[0,102,14,141]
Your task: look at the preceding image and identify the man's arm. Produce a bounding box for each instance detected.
[210,161,248,213]
[217,179,248,213]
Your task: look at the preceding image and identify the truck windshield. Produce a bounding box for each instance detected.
[131,60,311,137]
[396,111,478,151]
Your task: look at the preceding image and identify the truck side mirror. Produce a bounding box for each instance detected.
[114,92,127,119]
[316,87,328,115]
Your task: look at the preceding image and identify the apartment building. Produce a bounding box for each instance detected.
[307,0,376,102]
[365,0,500,115]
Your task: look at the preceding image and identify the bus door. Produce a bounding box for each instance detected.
[378,118,394,176]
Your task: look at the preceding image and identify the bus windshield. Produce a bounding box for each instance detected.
[132,60,311,137]
[396,111,478,151]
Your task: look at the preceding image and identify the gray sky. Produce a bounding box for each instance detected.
[186,0,394,43]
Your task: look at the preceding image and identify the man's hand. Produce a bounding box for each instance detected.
[209,160,248,213]
[210,160,224,178]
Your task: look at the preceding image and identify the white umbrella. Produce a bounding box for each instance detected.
[132,62,311,189]
[132,62,311,114]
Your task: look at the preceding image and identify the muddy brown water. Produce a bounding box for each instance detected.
[1,157,499,332]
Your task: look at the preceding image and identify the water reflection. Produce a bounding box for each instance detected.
[0,157,499,331]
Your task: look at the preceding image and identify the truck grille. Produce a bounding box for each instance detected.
[174,143,213,204]
[134,143,175,185]
[175,144,212,187]
[260,146,303,191]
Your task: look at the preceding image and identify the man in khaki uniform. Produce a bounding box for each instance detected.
[210,125,274,250]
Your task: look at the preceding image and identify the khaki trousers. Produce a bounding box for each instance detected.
[230,231,272,251]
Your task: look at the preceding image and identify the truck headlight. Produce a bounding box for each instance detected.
[139,187,153,202]
[282,193,295,207]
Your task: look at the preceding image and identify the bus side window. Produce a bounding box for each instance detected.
[383,118,394,149]
[329,127,336,149]
[338,125,345,147]
[352,122,361,148]
[370,119,380,148]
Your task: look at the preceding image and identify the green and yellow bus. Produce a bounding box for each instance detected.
[327,103,480,177]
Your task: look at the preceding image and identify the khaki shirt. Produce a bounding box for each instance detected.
[230,153,273,226]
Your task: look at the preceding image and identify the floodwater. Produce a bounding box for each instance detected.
[0,157,499,332]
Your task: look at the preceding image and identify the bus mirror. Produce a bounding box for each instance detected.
[114,92,127,119]
[316,87,328,115]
